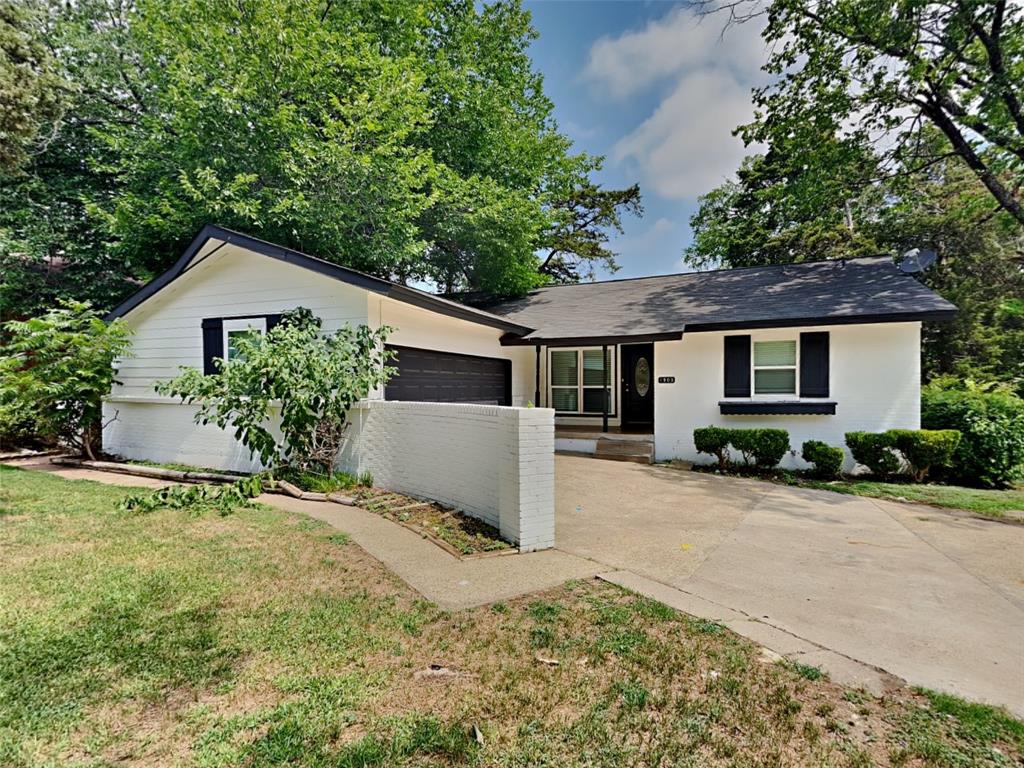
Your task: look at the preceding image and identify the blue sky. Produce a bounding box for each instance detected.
[524,1,770,279]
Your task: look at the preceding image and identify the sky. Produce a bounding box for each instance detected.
[523,0,771,279]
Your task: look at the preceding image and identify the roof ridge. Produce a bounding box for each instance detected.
[530,254,895,291]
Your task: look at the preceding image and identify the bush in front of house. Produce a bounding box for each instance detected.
[801,440,844,479]
[694,426,732,470]
[694,427,790,470]
[887,429,961,483]
[845,431,902,477]
[157,307,394,473]
[731,428,791,468]
[921,382,1024,488]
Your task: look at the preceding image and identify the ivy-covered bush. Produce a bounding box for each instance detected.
[888,429,961,483]
[845,431,901,477]
[921,382,1024,488]
[801,440,844,479]
[693,426,731,470]
[694,427,790,470]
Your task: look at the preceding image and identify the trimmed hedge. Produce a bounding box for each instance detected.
[888,429,961,483]
[845,431,902,477]
[921,385,1024,489]
[694,427,790,469]
[846,429,962,482]
[693,426,731,470]
[801,440,844,479]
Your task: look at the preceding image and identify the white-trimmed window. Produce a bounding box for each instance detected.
[549,348,614,414]
[753,339,797,396]
[223,317,267,362]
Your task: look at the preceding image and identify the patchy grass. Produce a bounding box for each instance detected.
[783,475,1024,519]
[124,458,249,476]
[275,467,364,494]
[688,463,1024,519]
[1,465,1022,767]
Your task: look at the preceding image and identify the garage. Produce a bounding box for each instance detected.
[384,345,512,405]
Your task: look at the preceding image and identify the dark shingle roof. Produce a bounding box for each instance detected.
[486,256,956,344]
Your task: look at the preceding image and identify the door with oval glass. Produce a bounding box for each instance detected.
[621,343,654,428]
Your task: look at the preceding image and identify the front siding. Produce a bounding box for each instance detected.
[653,322,921,469]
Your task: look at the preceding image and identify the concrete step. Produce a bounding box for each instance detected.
[594,437,653,464]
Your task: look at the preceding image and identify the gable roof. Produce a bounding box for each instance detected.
[486,256,957,345]
[105,225,533,335]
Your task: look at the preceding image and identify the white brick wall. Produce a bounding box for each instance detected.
[338,401,555,551]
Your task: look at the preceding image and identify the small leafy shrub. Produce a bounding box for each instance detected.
[730,428,790,468]
[845,431,901,477]
[0,301,133,458]
[694,426,731,469]
[888,429,961,482]
[801,440,844,479]
[120,475,264,516]
[922,382,1024,488]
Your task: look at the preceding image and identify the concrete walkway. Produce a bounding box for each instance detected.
[555,455,1024,715]
[3,457,599,611]
[8,455,1023,713]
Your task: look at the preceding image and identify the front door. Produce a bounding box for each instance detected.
[621,343,654,428]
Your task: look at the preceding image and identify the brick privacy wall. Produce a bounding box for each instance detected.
[338,401,555,552]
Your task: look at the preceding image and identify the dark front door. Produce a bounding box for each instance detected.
[621,343,654,428]
[385,345,511,405]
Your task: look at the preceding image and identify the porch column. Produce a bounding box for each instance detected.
[534,344,541,407]
[602,343,609,433]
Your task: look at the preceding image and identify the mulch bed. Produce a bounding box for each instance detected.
[350,488,513,557]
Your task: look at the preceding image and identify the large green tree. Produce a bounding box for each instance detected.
[0,0,640,321]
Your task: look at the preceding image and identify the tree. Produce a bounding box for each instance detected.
[709,0,1024,224]
[0,0,642,319]
[0,301,133,457]
[156,308,393,473]
[0,0,67,172]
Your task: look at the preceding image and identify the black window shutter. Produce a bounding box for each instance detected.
[800,332,830,397]
[265,313,283,332]
[723,335,751,397]
[201,318,223,375]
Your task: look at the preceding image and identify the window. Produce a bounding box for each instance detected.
[753,339,797,396]
[549,348,613,414]
[222,318,267,362]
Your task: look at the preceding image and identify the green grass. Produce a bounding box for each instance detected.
[1,464,1021,767]
[275,468,364,493]
[787,475,1024,518]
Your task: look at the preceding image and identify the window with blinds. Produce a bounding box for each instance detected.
[549,348,613,414]
[753,340,797,395]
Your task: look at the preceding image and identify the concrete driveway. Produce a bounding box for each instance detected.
[555,454,1024,715]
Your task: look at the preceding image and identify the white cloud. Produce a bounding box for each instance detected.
[583,5,765,101]
[613,70,759,199]
[583,5,770,200]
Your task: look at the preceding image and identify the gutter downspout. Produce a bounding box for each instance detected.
[534,344,541,407]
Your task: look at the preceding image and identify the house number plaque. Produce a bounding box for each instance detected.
[658,376,675,384]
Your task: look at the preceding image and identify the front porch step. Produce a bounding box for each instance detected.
[594,437,653,464]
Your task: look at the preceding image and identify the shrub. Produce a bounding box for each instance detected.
[921,383,1024,488]
[694,426,731,469]
[801,440,844,479]
[157,307,394,473]
[888,429,961,483]
[0,301,134,458]
[730,428,790,468]
[845,431,901,477]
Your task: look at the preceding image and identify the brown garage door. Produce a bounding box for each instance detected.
[384,345,511,405]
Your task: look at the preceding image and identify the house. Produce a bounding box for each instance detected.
[102,225,954,548]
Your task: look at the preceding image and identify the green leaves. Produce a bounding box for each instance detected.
[156,309,393,473]
[0,300,133,455]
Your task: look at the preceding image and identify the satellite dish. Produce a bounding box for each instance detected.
[898,248,937,273]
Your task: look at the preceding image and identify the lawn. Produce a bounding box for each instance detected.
[2,465,1022,767]
[782,475,1024,519]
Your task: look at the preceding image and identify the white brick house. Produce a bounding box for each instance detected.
[103,225,955,550]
